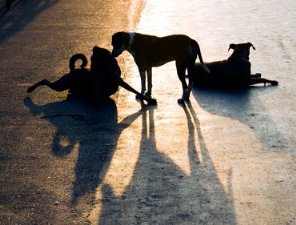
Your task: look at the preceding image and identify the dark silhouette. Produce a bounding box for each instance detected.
[190,42,278,87]
[27,47,157,107]
[111,32,210,103]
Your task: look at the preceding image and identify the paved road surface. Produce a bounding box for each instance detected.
[0,0,295,224]
[0,0,143,224]
[92,1,296,224]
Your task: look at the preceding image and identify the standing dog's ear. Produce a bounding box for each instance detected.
[112,32,130,48]
[247,42,256,50]
[228,43,237,51]
[121,32,130,47]
[111,32,130,57]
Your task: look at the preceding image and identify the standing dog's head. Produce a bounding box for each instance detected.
[228,42,256,60]
[111,32,131,57]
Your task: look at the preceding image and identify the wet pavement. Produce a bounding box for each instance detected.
[0,0,296,224]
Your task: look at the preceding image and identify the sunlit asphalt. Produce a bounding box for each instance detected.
[0,0,296,224]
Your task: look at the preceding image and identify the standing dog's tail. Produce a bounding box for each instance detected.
[69,54,88,71]
[191,40,210,73]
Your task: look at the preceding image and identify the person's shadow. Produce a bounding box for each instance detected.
[24,95,151,206]
[98,101,237,224]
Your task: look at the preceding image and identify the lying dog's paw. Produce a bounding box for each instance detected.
[253,73,262,78]
[136,94,142,100]
[177,98,185,104]
[27,86,34,93]
[148,98,157,105]
[270,80,278,86]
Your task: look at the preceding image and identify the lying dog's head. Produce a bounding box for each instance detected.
[111,32,131,57]
[91,46,121,76]
[228,42,256,60]
[91,46,113,70]
[228,42,255,51]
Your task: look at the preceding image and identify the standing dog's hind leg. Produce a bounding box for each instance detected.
[186,55,197,100]
[145,67,152,97]
[176,63,188,104]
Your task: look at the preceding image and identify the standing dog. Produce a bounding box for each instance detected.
[27,46,157,107]
[111,32,210,103]
[190,42,278,87]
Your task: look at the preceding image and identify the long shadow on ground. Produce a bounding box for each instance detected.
[191,85,290,151]
[98,102,237,224]
[25,95,149,206]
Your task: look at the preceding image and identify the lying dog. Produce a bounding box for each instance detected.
[27,46,157,106]
[190,42,278,87]
[111,32,210,103]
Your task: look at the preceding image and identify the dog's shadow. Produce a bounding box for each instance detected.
[191,85,289,151]
[24,95,149,205]
[97,102,237,224]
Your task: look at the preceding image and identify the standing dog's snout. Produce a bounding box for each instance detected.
[111,47,124,58]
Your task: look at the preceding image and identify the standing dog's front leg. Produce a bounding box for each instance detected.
[140,71,146,94]
[136,71,146,99]
[145,67,152,97]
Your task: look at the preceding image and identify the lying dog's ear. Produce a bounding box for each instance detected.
[93,46,99,52]
[228,44,237,51]
[92,46,112,57]
[247,42,256,50]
